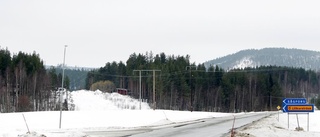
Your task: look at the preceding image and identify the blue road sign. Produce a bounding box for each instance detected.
[283,104,314,113]
[283,98,307,104]
[282,98,309,113]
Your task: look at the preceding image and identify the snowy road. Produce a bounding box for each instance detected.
[86,112,272,137]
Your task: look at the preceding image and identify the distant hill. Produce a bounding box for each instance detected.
[204,48,320,71]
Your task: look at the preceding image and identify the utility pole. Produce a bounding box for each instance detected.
[133,70,142,110]
[133,70,161,110]
[186,66,196,112]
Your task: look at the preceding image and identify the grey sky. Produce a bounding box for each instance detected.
[1,0,320,68]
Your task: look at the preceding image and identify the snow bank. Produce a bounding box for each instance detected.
[234,111,320,137]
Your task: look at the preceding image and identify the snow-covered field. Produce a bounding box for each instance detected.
[1,90,320,137]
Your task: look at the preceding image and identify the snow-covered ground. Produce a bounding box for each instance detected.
[234,111,320,137]
[1,90,320,137]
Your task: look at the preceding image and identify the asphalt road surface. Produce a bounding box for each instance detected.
[85,112,272,137]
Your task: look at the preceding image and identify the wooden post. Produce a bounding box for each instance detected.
[288,113,289,129]
[308,113,310,131]
[153,70,156,110]
[22,114,30,133]
[231,115,236,137]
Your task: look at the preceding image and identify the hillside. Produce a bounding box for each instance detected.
[204,48,320,71]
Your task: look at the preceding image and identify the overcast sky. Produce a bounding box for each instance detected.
[1,0,320,68]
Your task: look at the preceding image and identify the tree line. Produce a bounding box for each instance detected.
[54,65,91,91]
[0,48,69,112]
[1,48,319,113]
[86,52,320,112]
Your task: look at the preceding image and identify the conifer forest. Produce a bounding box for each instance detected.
[1,49,320,113]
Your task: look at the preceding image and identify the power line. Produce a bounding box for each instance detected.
[133,70,161,110]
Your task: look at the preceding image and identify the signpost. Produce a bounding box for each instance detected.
[282,98,314,131]
[277,106,281,122]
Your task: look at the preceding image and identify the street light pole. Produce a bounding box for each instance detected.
[64,46,69,111]
[59,45,67,129]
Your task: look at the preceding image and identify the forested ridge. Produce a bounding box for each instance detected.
[0,48,69,112]
[87,52,320,112]
[204,48,320,71]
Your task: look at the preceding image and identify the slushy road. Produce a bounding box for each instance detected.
[85,112,272,137]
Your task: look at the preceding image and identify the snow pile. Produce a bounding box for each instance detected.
[17,132,46,137]
[234,111,320,137]
[69,90,150,111]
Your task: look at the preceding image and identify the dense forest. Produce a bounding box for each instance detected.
[0,48,69,113]
[1,48,320,113]
[87,52,320,112]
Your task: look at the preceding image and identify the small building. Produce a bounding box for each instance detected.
[115,88,131,95]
